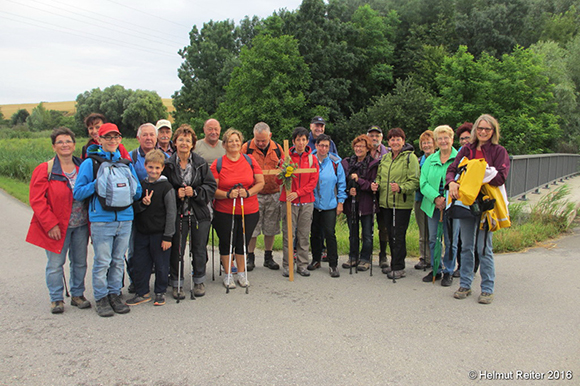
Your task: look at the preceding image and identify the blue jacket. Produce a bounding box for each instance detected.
[73,144,142,222]
[130,146,169,182]
[314,154,347,210]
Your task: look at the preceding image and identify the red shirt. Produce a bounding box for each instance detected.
[211,155,262,215]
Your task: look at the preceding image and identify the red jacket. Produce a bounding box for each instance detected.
[241,139,284,195]
[26,156,84,254]
[279,146,319,204]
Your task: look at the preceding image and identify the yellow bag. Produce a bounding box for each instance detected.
[456,158,487,205]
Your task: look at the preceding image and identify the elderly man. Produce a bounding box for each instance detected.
[367,125,390,269]
[130,123,159,181]
[241,122,284,271]
[155,119,176,156]
[194,118,225,165]
[307,116,338,156]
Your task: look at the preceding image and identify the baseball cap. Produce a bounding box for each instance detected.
[367,125,382,134]
[311,116,326,125]
[98,123,121,137]
[156,119,172,130]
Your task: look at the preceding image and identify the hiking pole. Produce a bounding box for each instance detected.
[371,183,377,277]
[211,225,215,281]
[392,185,397,284]
[350,193,356,275]
[226,190,237,294]
[62,272,70,298]
[189,211,195,300]
[177,210,184,303]
[423,212,428,272]
[240,193,249,294]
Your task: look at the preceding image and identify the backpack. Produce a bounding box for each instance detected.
[89,154,138,211]
[215,153,254,175]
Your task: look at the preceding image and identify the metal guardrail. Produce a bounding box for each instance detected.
[506,154,580,199]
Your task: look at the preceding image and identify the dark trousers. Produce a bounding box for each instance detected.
[310,208,338,268]
[213,211,259,256]
[346,211,374,263]
[381,207,412,271]
[132,231,170,295]
[169,216,211,287]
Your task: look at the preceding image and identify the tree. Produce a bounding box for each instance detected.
[75,85,167,137]
[11,109,30,126]
[431,46,561,154]
[216,34,311,141]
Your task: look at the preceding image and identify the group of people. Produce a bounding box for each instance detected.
[27,112,510,317]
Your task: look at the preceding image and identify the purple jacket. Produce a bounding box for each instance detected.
[446,141,510,187]
[342,155,380,216]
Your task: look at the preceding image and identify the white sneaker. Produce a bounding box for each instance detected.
[223,274,236,289]
[236,272,250,288]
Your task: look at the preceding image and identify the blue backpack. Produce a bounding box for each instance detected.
[89,155,138,211]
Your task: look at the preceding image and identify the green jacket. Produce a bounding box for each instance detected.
[375,144,419,210]
[419,148,458,218]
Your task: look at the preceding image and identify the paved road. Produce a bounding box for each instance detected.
[1,177,579,386]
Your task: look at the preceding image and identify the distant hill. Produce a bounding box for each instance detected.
[0,99,175,121]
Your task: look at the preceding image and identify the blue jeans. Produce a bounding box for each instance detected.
[427,209,456,274]
[45,224,89,302]
[458,216,495,293]
[346,212,373,263]
[90,221,132,301]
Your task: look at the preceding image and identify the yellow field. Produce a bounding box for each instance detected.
[0,99,175,121]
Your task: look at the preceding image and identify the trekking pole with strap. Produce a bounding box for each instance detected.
[392,184,397,284]
[211,225,215,281]
[240,191,249,294]
[177,193,185,303]
[188,210,196,300]
[226,187,238,294]
[62,272,70,298]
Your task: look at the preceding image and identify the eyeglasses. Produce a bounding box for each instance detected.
[316,144,330,148]
[55,140,74,145]
[459,136,471,141]
[476,127,493,133]
[353,145,366,149]
[101,135,122,141]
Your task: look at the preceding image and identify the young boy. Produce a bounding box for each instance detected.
[73,123,142,317]
[127,150,176,306]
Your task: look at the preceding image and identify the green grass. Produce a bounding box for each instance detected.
[0,176,30,204]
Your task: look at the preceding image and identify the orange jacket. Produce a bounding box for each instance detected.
[241,139,284,195]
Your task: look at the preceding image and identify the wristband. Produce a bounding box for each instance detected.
[245,188,250,198]
[226,190,231,199]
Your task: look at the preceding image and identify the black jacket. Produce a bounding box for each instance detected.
[162,152,217,223]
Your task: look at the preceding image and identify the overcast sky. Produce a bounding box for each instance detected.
[0,0,303,104]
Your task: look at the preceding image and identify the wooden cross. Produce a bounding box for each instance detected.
[261,139,316,281]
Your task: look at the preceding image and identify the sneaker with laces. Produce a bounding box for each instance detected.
[441,273,453,287]
[342,259,358,269]
[50,300,64,314]
[357,261,370,271]
[154,293,166,306]
[307,260,321,270]
[223,274,236,289]
[329,266,340,278]
[95,297,114,317]
[236,272,250,287]
[126,293,152,306]
[414,259,431,270]
[108,294,130,314]
[453,287,472,299]
[297,267,310,277]
[478,292,494,304]
[193,283,205,297]
[71,296,91,309]
[172,286,185,300]
[387,269,406,279]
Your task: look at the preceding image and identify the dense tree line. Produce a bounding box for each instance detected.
[172,0,580,155]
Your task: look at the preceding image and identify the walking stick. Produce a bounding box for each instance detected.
[226,188,238,294]
[350,194,356,275]
[392,186,397,284]
[62,272,70,298]
[176,210,184,303]
[240,194,249,294]
[212,225,215,281]
[189,212,195,300]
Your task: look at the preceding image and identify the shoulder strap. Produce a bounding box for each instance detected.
[217,154,253,176]
[244,141,254,155]
[242,153,254,170]
[308,154,313,168]
[273,143,282,160]
[130,149,139,164]
[46,157,55,178]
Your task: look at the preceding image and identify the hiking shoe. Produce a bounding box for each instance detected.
[342,259,358,269]
[452,269,461,278]
[423,271,441,282]
[453,287,472,299]
[95,297,114,317]
[172,286,185,300]
[223,274,236,289]
[71,296,91,309]
[127,283,136,294]
[264,256,280,270]
[387,270,406,280]
[297,267,310,277]
[193,283,205,297]
[414,259,431,270]
[441,273,453,287]
[379,257,389,269]
[236,272,250,288]
[154,293,166,306]
[50,301,64,314]
[478,292,494,304]
[108,294,130,314]
[126,293,152,306]
[329,266,340,278]
[307,260,321,270]
[381,265,392,274]
[357,261,370,271]
[282,267,290,277]
[246,253,255,272]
